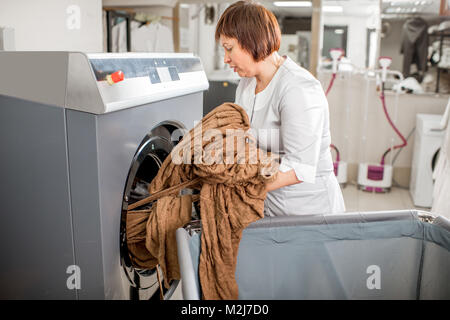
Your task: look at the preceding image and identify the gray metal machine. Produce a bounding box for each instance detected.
[0,52,208,299]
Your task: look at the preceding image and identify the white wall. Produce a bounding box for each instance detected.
[197,4,218,75]
[0,0,103,52]
[322,14,375,68]
[279,34,301,64]
[182,3,226,76]
[321,0,380,69]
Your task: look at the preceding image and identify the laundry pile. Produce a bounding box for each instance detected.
[126,103,279,299]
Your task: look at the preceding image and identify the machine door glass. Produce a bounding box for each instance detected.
[120,121,192,300]
[431,148,441,174]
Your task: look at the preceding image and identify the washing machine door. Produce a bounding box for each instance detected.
[431,148,440,176]
[120,121,192,300]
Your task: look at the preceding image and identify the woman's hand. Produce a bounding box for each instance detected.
[265,169,302,193]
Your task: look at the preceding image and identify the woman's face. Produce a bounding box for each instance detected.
[219,35,257,78]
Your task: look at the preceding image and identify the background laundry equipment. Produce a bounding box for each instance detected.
[357,57,407,193]
[0,51,208,299]
[410,114,444,207]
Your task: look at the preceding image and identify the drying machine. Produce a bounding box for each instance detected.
[0,52,208,299]
[410,114,444,207]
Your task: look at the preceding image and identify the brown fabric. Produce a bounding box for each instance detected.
[126,209,157,268]
[126,103,279,299]
[126,195,193,288]
[145,194,193,288]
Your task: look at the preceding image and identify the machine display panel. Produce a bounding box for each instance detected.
[89,58,200,82]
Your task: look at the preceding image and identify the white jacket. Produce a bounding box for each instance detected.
[235,56,345,216]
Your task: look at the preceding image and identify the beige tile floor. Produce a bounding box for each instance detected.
[341,183,430,213]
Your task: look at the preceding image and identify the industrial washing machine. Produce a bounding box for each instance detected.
[410,114,444,208]
[0,52,208,299]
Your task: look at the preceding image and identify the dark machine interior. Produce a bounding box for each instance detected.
[120,122,191,300]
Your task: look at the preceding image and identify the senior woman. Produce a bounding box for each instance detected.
[215,0,345,216]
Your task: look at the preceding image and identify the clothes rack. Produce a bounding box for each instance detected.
[104,9,132,52]
[103,7,179,53]
[432,29,450,93]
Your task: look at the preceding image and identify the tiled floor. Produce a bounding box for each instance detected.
[341,183,430,213]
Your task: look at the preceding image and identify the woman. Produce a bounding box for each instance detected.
[215,0,345,216]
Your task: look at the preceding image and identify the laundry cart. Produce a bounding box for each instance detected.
[176,210,450,300]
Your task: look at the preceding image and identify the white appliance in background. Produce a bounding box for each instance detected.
[410,114,444,208]
[0,27,15,51]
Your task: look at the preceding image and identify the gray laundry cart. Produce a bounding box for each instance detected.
[176,210,450,300]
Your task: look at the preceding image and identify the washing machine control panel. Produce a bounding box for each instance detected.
[87,53,209,113]
[89,56,201,82]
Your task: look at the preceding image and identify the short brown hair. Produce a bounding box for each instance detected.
[215,1,281,62]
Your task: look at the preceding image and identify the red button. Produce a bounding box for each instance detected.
[106,70,124,85]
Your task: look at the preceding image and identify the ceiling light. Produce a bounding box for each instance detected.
[323,5,343,13]
[334,29,344,34]
[273,1,312,7]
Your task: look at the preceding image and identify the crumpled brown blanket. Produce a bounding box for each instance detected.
[126,103,279,299]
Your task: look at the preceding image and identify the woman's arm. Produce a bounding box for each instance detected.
[265,169,302,193]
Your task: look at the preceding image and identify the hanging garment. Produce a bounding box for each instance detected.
[126,103,279,299]
[111,20,127,52]
[400,17,429,79]
[235,55,346,216]
[131,22,174,52]
[103,11,107,52]
[111,20,141,52]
